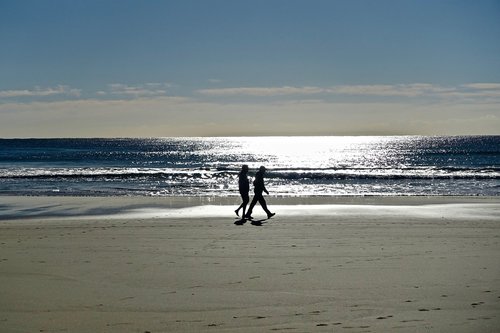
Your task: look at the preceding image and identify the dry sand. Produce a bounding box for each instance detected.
[0,196,499,332]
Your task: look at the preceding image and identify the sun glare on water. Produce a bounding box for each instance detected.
[223,136,395,170]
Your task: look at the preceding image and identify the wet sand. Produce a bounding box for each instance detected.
[0,196,499,332]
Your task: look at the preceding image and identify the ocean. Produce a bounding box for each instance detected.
[0,136,499,197]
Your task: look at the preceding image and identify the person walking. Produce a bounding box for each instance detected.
[235,164,250,219]
[245,166,275,220]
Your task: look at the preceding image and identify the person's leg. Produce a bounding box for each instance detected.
[245,195,258,218]
[241,193,249,218]
[256,195,275,218]
[258,195,271,216]
[235,193,246,216]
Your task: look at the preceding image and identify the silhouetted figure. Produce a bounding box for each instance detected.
[245,166,275,219]
[235,165,250,219]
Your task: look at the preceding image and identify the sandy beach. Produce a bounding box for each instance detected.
[1,196,499,332]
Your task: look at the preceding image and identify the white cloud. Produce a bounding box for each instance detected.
[0,85,81,98]
[198,86,326,96]
[5,82,499,103]
[440,90,500,99]
[197,83,500,102]
[102,83,172,97]
[462,83,500,90]
[329,84,445,97]
[435,83,500,100]
[0,94,498,137]
[1,82,498,136]
[197,84,447,98]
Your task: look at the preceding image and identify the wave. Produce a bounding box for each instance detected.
[1,166,499,181]
[265,167,500,180]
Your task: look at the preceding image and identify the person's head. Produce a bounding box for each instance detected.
[241,164,249,173]
[259,165,266,173]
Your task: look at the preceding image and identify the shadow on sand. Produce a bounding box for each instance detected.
[234,218,270,226]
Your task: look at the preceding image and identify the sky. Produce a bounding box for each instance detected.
[1,0,499,137]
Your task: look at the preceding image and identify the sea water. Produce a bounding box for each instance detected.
[0,136,499,196]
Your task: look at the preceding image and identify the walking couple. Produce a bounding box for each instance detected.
[235,165,275,221]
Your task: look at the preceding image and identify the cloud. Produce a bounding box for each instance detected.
[197,83,500,100]
[198,86,326,96]
[5,82,498,103]
[0,94,498,137]
[462,83,500,90]
[91,83,174,98]
[1,82,498,136]
[198,84,439,97]
[329,84,448,97]
[0,85,81,99]
[101,83,172,97]
[449,83,500,99]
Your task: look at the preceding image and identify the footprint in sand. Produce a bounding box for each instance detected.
[377,315,394,319]
[309,310,324,315]
[471,302,485,307]
[189,285,203,289]
[106,322,132,327]
[270,327,298,331]
[417,308,441,312]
